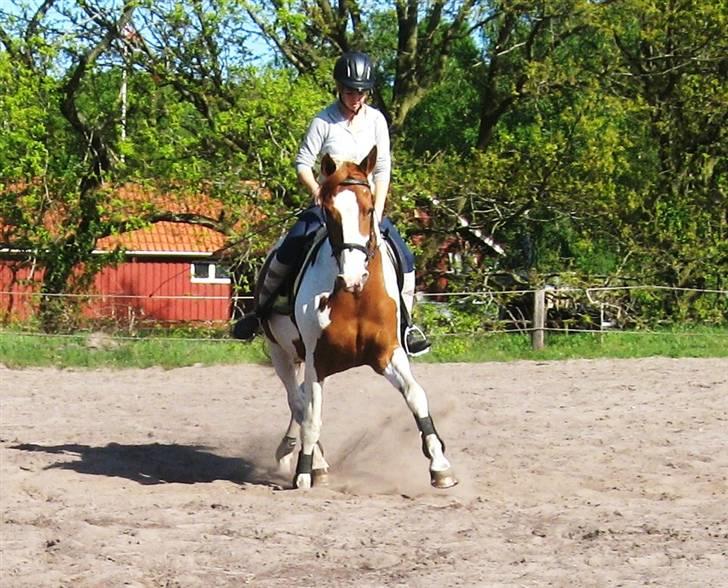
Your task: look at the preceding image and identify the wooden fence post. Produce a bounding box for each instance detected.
[532,288,546,350]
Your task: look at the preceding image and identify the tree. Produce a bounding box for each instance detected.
[604,0,727,294]
[1,0,138,329]
[243,0,475,131]
[391,2,626,280]
[463,1,611,151]
[0,1,253,328]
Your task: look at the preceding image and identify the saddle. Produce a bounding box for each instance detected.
[258,227,406,318]
[262,226,328,316]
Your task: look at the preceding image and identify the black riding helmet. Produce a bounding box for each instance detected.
[333,52,375,91]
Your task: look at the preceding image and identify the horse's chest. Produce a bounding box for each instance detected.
[311,291,398,376]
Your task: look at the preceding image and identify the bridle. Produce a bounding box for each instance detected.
[324,177,376,261]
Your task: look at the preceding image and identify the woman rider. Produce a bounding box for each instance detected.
[235,51,430,356]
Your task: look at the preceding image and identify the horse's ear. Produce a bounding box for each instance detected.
[359,146,377,176]
[321,153,337,177]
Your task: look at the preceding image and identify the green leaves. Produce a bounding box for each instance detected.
[1,0,725,330]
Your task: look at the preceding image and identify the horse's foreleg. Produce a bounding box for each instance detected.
[384,348,457,489]
[294,372,325,489]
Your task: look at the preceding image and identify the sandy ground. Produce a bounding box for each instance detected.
[1,358,727,587]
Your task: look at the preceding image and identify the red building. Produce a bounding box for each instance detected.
[0,185,261,326]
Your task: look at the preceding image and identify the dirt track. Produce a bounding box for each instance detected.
[1,358,727,587]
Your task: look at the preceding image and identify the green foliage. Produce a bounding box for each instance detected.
[400,36,481,154]
[1,0,725,333]
[0,56,49,179]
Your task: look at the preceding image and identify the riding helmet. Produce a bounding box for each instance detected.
[333,52,375,90]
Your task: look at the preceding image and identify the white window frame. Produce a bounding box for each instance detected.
[190,261,231,284]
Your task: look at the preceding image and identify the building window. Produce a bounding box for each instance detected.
[191,262,230,284]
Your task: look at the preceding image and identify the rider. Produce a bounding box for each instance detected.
[234,51,430,356]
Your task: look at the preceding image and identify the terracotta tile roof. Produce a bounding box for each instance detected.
[96,221,226,253]
[2,181,270,255]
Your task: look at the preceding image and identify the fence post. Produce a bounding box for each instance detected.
[532,288,546,350]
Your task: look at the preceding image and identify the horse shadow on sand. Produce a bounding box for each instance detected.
[11,442,282,487]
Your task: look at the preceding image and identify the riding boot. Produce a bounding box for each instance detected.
[232,257,291,341]
[401,270,431,356]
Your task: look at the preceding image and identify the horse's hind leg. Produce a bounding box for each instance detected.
[269,345,329,482]
[383,348,457,489]
[269,344,303,475]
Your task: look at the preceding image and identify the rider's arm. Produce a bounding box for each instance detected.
[373,179,389,221]
[295,116,327,204]
[297,166,321,204]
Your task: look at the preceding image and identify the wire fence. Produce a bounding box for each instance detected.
[1,284,726,343]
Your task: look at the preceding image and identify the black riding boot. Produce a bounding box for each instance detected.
[232,257,290,341]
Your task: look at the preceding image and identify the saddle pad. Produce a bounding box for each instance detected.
[270,228,403,316]
[270,226,328,315]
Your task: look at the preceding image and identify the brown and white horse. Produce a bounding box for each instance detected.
[262,147,456,490]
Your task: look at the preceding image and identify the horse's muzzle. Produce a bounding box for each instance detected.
[336,271,369,294]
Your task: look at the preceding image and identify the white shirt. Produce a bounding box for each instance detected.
[295,102,391,185]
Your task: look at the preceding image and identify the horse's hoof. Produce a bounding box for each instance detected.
[293,473,312,489]
[312,468,330,487]
[276,456,294,477]
[275,436,297,462]
[430,468,458,489]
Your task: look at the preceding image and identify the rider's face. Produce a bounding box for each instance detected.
[339,85,368,113]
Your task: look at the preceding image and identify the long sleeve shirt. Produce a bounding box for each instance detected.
[294,102,391,186]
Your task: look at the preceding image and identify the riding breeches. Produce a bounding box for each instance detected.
[275,205,415,273]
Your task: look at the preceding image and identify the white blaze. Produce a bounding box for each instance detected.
[333,189,370,292]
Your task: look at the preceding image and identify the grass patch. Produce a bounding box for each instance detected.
[0,327,726,369]
[0,331,269,369]
[422,327,728,362]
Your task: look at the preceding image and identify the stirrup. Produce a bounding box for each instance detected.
[403,324,431,357]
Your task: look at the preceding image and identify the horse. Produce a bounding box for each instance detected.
[261,146,457,490]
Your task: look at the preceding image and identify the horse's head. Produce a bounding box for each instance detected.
[319,147,378,294]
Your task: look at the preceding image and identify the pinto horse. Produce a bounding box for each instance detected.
[262,147,456,490]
